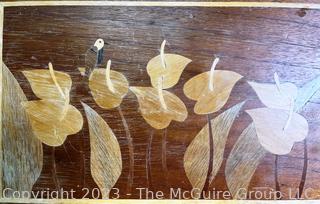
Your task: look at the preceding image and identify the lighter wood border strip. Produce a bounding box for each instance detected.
[1,1,320,203]
[1,1,320,9]
[0,4,3,199]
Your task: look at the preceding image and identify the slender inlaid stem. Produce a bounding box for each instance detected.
[201,114,214,198]
[296,139,308,199]
[209,57,219,91]
[146,129,154,189]
[118,106,134,194]
[105,60,115,93]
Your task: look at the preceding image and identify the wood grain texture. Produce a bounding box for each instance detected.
[3,1,320,9]
[0,5,4,196]
[225,123,267,199]
[130,87,187,129]
[22,99,84,146]
[22,68,72,100]
[3,5,320,199]
[82,102,122,199]
[247,108,308,155]
[248,81,297,110]
[22,67,83,146]
[183,70,242,114]
[89,67,129,109]
[147,53,191,89]
[2,63,43,197]
[183,101,244,195]
[226,73,320,199]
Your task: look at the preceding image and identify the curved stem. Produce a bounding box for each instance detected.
[117,106,134,194]
[274,72,281,93]
[158,77,167,110]
[160,40,167,69]
[146,129,154,189]
[209,57,219,91]
[273,73,294,132]
[283,98,294,132]
[48,62,65,99]
[275,155,282,199]
[51,147,60,193]
[201,114,214,198]
[105,60,115,93]
[49,62,69,121]
[296,139,308,199]
[162,128,168,180]
[59,88,70,121]
[80,130,86,187]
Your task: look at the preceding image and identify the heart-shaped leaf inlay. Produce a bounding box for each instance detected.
[147,40,191,89]
[22,99,83,146]
[147,53,191,89]
[248,81,297,111]
[89,60,129,109]
[130,86,187,129]
[22,63,83,146]
[184,70,242,114]
[246,108,308,155]
[23,66,72,100]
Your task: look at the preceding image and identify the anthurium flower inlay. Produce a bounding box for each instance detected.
[183,57,243,114]
[147,40,192,89]
[248,73,298,111]
[89,60,129,109]
[247,73,309,155]
[131,40,188,129]
[22,63,83,146]
[130,86,187,130]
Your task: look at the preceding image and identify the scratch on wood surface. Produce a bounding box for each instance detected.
[62,144,72,162]
[117,106,134,194]
[51,147,61,192]
[65,138,86,187]
[162,128,168,180]
[80,130,86,187]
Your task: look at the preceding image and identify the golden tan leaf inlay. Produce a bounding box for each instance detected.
[89,60,129,109]
[184,58,242,114]
[82,102,122,199]
[22,63,83,146]
[147,40,191,89]
[130,86,188,129]
[184,102,244,195]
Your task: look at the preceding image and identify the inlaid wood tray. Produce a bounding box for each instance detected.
[2,1,320,203]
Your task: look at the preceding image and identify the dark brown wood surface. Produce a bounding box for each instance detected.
[3,5,320,199]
